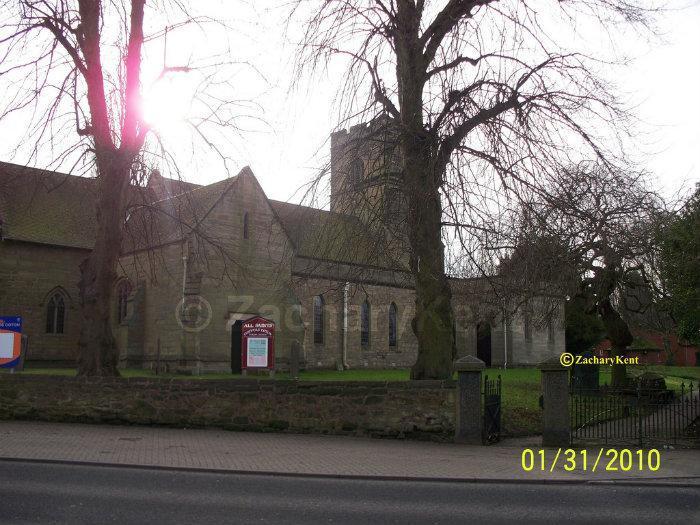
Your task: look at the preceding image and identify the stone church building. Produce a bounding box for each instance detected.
[0,121,564,373]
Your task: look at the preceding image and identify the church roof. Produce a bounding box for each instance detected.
[270,200,406,270]
[0,160,405,272]
[0,162,97,249]
[0,161,203,250]
[122,175,238,252]
[147,170,201,199]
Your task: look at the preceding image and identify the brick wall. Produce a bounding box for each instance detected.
[0,375,456,441]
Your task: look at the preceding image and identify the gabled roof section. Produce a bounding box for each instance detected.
[0,160,407,273]
[147,169,201,201]
[270,199,407,271]
[0,161,207,251]
[0,162,97,249]
[122,169,242,253]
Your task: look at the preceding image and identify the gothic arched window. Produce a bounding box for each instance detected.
[385,189,403,223]
[524,312,532,341]
[313,295,324,344]
[388,302,397,347]
[46,292,66,334]
[349,158,364,186]
[243,212,250,240]
[116,280,132,324]
[547,319,555,343]
[361,300,371,347]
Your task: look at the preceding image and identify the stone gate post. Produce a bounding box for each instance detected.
[454,355,485,444]
[539,356,570,447]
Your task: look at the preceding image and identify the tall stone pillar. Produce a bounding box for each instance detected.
[454,355,485,444]
[539,356,570,447]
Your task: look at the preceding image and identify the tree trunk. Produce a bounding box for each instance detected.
[409,241,455,380]
[77,154,130,376]
[608,345,627,388]
[404,140,455,380]
[393,1,455,379]
[598,298,633,388]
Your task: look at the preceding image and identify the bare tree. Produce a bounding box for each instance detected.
[0,1,246,375]
[500,164,664,386]
[293,0,655,378]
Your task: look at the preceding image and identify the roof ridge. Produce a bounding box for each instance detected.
[155,176,200,189]
[122,170,244,253]
[269,199,363,223]
[157,173,199,184]
[0,161,95,182]
[149,173,238,205]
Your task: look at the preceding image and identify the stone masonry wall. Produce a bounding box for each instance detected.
[0,241,86,366]
[292,278,478,371]
[292,278,419,370]
[0,375,456,441]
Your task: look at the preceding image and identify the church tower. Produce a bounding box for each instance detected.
[330,116,406,234]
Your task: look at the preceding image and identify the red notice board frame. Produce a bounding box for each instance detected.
[241,316,275,371]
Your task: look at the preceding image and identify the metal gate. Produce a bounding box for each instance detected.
[570,379,699,447]
[483,375,502,444]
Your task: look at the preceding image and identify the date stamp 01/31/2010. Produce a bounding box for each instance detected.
[520,448,661,473]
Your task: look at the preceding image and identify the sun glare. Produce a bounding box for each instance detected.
[142,73,196,131]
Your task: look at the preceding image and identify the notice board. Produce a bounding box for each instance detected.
[241,316,275,370]
[0,316,22,369]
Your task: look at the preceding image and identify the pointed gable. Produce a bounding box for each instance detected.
[122,170,242,253]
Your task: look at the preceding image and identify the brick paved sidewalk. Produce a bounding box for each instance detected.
[1,421,698,483]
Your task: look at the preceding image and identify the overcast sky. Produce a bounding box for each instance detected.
[218,0,700,203]
[614,0,700,198]
[1,0,698,203]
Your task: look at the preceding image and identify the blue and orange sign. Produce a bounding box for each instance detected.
[0,316,22,368]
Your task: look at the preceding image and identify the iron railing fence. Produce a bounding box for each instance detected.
[483,375,502,445]
[570,380,699,447]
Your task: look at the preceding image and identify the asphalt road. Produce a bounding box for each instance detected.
[0,460,698,524]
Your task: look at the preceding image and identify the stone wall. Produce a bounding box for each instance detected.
[116,170,303,374]
[491,309,565,368]
[292,277,420,370]
[0,241,86,366]
[291,277,485,371]
[116,243,189,371]
[0,375,456,441]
